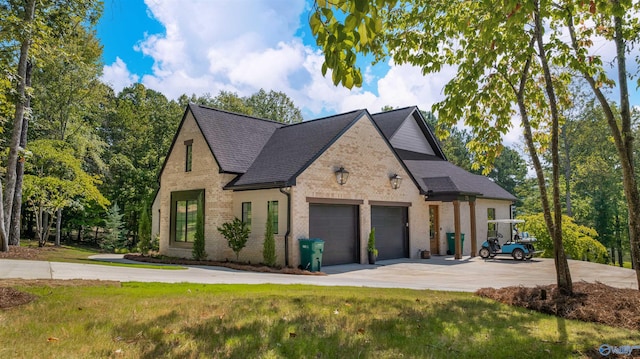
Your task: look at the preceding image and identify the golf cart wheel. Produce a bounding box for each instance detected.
[525,253,533,260]
[512,248,525,261]
[479,247,490,259]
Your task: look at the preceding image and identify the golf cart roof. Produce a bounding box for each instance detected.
[487,219,525,224]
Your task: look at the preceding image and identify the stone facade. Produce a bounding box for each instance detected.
[290,114,429,265]
[158,112,236,260]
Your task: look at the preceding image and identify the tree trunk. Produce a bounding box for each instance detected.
[9,61,32,246]
[0,179,8,252]
[55,208,62,246]
[561,123,573,217]
[4,0,37,238]
[534,1,572,294]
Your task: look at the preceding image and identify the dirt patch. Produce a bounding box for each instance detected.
[477,282,640,331]
[123,254,326,276]
[0,245,55,260]
[0,287,37,309]
[0,279,120,309]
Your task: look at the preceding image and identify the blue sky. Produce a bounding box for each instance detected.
[96,0,457,125]
[97,0,639,145]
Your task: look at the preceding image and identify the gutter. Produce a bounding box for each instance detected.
[279,187,292,267]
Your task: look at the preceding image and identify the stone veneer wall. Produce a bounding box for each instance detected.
[289,114,430,266]
[158,111,236,260]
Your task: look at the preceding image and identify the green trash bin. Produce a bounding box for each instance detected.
[299,238,324,272]
[446,232,465,255]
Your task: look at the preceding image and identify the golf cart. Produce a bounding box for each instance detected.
[479,219,539,260]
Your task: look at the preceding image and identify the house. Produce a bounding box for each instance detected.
[152,104,516,267]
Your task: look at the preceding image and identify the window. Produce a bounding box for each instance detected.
[487,208,496,236]
[185,140,193,172]
[242,202,252,228]
[171,190,204,244]
[268,200,278,234]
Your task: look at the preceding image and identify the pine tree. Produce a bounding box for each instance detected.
[101,203,125,252]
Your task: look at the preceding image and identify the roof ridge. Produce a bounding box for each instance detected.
[190,103,284,125]
[370,106,417,116]
[281,108,366,128]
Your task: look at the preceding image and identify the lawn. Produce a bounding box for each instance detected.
[1,241,184,270]
[1,281,637,358]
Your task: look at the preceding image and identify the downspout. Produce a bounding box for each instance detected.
[279,187,291,267]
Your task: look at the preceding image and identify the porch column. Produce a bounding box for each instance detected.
[470,199,477,257]
[453,199,461,259]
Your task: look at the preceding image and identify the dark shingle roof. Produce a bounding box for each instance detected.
[228,110,367,189]
[370,107,416,138]
[405,160,517,201]
[189,104,284,173]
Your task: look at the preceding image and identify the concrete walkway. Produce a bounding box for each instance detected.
[0,255,636,292]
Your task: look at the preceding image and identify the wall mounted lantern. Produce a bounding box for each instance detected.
[335,167,349,185]
[390,174,402,189]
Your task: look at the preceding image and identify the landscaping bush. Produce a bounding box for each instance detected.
[218,218,250,261]
[263,209,276,266]
[519,213,609,263]
[192,204,207,260]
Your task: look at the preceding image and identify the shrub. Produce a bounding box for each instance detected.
[192,203,207,260]
[218,218,250,261]
[137,202,152,255]
[519,213,609,263]
[367,228,378,256]
[263,209,277,266]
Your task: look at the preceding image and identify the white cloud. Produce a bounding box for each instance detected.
[101,57,139,93]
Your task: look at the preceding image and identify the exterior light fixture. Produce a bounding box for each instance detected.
[335,167,349,185]
[390,174,402,189]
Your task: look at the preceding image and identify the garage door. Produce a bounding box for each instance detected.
[371,206,409,260]
[309,204,359,265]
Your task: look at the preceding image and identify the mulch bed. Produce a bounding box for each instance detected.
[0,244,55,260]
[123,254,327,276]
[477,282,640,331]
[0,287,37,309]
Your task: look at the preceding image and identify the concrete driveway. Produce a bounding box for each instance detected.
[0,255,636,292]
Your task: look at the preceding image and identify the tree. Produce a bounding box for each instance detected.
[188,89,304,123]
[137,201,152,255]
[101,203,125,252]
[100,83,182,243]
[520,213,609,264]
[310,0,577,292]
[0,0,103,251]
[263,209,276,266]
[246,89,303,124]
[218,218,250,261]
[23,140,108,246]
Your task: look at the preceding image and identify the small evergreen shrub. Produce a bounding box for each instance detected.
[263,209,277,266]
[137,202,152,255]
[192,203,207,260]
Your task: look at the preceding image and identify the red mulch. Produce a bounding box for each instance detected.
[477,282,640,331]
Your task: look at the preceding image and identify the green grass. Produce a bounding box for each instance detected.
[1,282,637,359]
[18,241,184,270]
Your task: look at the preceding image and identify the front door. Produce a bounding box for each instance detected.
[429,205,439,254]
